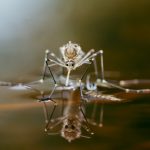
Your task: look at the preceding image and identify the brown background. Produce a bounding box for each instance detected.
[0,0,150,150]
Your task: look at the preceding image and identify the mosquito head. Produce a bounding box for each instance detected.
[65,60,75,69]
[61,119,81,142]
[60,41,84,63]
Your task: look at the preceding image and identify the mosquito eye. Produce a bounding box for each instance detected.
[66,63,68,66]
[72,64,74,66]
[71,125,75,130]
[65,125,68,129]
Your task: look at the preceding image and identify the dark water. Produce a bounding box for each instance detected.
[0,0,150,150]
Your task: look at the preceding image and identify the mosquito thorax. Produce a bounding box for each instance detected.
[60,41,84,63]
[65,46,77,60]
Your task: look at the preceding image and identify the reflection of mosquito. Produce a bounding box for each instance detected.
[43,88,95,142]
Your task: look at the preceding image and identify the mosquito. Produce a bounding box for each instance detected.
[37,41,107,133]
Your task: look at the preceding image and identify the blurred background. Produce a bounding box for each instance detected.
[0,0,150,150]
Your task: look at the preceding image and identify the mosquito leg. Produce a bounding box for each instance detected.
[38,60,57,100]
[93,58,98,79]
[37,91,57,127]
[99,104,104,127]
[48,58,66,68]
[119,79,150,87]
[98,50,105,81]
[43,102,49,123]
[49,116,66,130]
[41,49,50,82]
[98,52,150,93]
[124,88,150,94]
[61,90,65,115]
[74,49,95,68]
[48,63,57,67]
[45,100,57,132]
[96,51,130,92]
[103,81,150,93]
[45,60,59,99]
[45,60,56,83]
[79,65,90,101]
[82,50,104,81]
[81,123,93,135]
[79,105,94,135]
[50,52,65,65]
[77,50,101,68]
[86,57,100,114]
[61,98,65,116]
[41,59,59,132]
[90,102,98,125]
